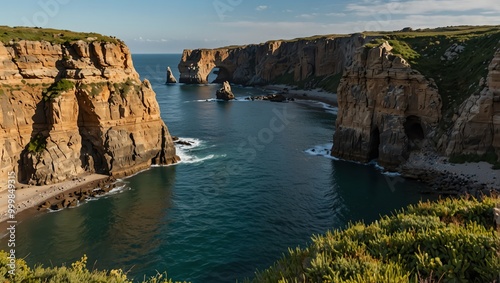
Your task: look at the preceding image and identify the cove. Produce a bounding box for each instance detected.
[0,54,435,283]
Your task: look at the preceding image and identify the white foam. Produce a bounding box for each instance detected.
[304,143,339,160]
[175,137,222,164]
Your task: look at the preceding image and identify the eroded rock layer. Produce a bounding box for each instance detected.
[0,39,178,187]
[441,49,500,157]
[178,34,367,85]
[331,43,442,170]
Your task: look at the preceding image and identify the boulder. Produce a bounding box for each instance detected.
[216,81,235,101]
[166,66,177,84]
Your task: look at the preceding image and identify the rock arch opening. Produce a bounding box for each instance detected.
[208,66,232,83]
[369,127,380,160]
[404,116,425,149]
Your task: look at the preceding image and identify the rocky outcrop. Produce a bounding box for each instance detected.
[441,48,500,159]
[166,66,177,84]
[215,81,235,100]
[0,38,179,187]
[178,34,368,85]
[331,42,442,170]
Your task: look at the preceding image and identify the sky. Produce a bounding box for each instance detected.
[1,0,499,53]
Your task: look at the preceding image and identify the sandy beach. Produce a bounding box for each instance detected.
[0,173,109,225]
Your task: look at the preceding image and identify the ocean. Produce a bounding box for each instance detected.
[1,54,434,282]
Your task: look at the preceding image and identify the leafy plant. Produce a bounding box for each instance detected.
[43,79,74,101]
[27,134,47,154]
[0,252,189,283]
[249,196,500,282]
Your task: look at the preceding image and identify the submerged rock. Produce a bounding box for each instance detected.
[216,81,235,101]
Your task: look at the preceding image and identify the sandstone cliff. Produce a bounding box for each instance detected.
[331,42,442,170]
[441,48,500,158]
[178,34,367,86]
[0,36,178,187]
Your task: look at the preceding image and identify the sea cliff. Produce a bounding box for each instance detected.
[0,27,178,187]
[179,26,500,172]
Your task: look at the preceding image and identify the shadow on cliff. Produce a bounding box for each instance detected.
[18,96,48,184]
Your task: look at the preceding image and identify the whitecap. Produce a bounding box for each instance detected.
[174,137,223,165]
[304,143,339,160]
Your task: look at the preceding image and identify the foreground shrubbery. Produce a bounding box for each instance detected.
[251,196,500,283]
[0,253,188,283]
[2,196,498,282]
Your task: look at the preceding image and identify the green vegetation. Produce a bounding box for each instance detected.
[0,196,498,282]
[82,82,107,98]
[0,26,120,44]
[363,26,500,125]
[43,79,74,101]
[449,148,500,170]
[114,78,140,97]
[27,134,47,154]
[249,196,500,282]
[0,253,188,283]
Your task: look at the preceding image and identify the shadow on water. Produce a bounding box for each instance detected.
[331,159,436,224]
[1,166,178,274]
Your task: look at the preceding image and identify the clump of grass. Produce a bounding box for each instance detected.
[0,26,120,44]
[449,148,500,170]
[0,253,189,283]
[26,134,47,154]
[249,196,500,282]
[42,79,74,101]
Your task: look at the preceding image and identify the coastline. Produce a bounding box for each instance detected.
[261,84,338,106]
[0,173,110,230]
[261,84,499,195]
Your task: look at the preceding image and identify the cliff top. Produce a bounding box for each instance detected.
[193,25,500,51]
[0,26,120,44]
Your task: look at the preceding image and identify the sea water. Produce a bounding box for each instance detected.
[0,54,434,283]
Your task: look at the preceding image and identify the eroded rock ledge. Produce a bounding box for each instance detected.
[178,34,367,85]
[331,42,442,170]
[0,38,179,187]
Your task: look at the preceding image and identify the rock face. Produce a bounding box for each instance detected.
[0,39,179,187]
[178,34,368,85]
[331,42,442,170]
[215,81,235,100]
[166,66,177,84]
[441,49,500,158]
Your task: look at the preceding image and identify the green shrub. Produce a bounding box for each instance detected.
[43,79,74,101]
[0,252,189,283]
[449,148,500,170]
[27,135,47,154]
[250,196,500,282]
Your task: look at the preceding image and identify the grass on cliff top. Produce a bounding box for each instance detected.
[0,26,120,44]
[364,25,500,127]
[0,253,188,283]
[249,195,500,283]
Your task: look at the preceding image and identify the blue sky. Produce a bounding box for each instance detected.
[1,0,499,53]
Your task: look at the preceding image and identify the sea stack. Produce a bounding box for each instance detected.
[216,81,235,101]
[166,66,177,84]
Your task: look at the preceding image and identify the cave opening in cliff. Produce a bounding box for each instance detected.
[369,127,380,160]
[404,116,425,150]
[208,66,232,83]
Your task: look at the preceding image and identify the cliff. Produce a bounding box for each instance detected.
[0,27,178,187]
[331,42,442,170]
[179,26,500,169]
[178,34,368,88]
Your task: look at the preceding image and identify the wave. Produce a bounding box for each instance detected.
[304,143,339,160]
[175,137,224,164]
[305,144,401,176]
[186,98,251,103]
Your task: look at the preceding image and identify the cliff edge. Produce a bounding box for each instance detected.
[0,27,179,187]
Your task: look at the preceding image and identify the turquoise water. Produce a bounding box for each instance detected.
[1,54,433,282]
